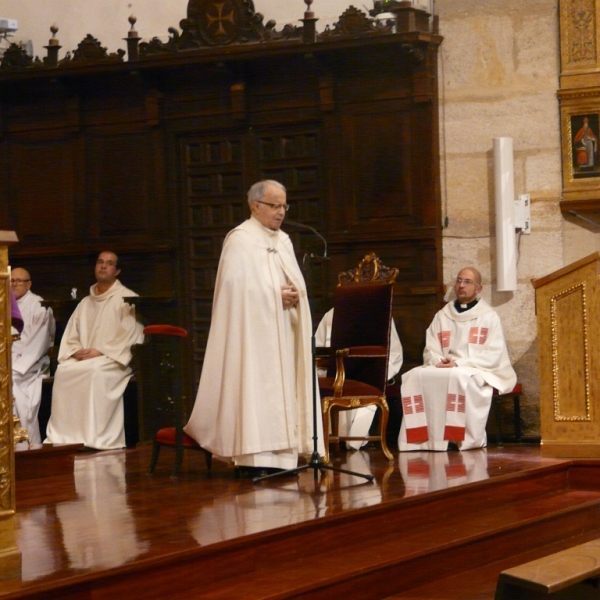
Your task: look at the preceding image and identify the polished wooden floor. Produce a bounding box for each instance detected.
[3,443,600,599]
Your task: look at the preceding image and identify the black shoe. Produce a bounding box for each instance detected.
[236,466,296,479]
[447,442,460,451]
[235,466,257,478]
[236,466,284,478]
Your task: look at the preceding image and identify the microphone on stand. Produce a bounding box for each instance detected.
[284,219,328,260]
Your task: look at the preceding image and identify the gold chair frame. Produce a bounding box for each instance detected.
[320,253,398,463]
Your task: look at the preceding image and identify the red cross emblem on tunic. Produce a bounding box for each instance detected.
[446,393,466,413]
[437,330,451,348]
[468,327,488,345]
[446,393,456,411]
[402,394,425,414]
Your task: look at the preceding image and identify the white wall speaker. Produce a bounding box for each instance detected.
[493,137,517,291]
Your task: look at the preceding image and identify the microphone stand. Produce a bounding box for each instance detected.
[253,220,374,484]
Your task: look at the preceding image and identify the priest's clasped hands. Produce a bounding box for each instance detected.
[73,348,103,361]
[281,285,299,308]
[436,357,458,368]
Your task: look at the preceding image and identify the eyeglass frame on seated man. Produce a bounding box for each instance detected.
[455,277,477,286]
[255,200,290,212]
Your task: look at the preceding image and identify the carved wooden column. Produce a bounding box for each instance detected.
[0,231,20,579]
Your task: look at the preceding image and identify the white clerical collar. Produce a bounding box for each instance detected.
[250,215,279,236]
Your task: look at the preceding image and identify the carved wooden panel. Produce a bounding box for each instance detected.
[256,127,323,241]
[86,133,153,240]
[560,0,597,74]
[182,134,246,380]
[335,105,438,232]
[8,139,79,245]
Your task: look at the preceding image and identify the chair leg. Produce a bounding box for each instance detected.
[147,441,161,474]
[494,397,504,447]
[378,404,394,462]
[204,450,212,471]
[331,406,342,453]
[323,401,331,464]
[171,443,185,479]
[513,394,522,442]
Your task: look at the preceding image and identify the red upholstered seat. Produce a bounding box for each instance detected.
[493,383,522,396]
[155,427,200,447]
[143,324,188,338]
[142,324,212,477]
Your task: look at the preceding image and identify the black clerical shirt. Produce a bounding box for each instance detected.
[454,298,479,313]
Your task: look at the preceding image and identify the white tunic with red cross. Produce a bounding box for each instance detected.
[399,298,516,451]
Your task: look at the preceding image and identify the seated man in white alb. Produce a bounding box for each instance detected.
[11,268,55,444]
[398,267,516,451]
[45,251,144,450]
[316,309,403,450]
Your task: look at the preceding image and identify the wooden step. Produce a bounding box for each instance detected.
[9,460,600,600]
[383,529,600,599]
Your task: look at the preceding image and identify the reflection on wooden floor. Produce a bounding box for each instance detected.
[1,444,594,599]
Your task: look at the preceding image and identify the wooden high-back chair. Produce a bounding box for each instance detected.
[318,253,398,463]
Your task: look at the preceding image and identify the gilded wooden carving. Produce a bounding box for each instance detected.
[0,233,20,579]
[565,0,596,66]
[559,0,600,210]
[550,283,590,421]
[0,281,12,512]
[337,253,399,285]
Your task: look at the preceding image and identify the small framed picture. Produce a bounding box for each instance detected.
[560,99,600,205]
[570,113,600,179]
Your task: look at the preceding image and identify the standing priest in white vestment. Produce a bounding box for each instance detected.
[11,268,55,444]
[45,251,144,450]
[184,180,323,476]
[399,267,516,451]
[315,309,403,450]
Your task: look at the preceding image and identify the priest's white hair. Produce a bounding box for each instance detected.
[247,180,286,207]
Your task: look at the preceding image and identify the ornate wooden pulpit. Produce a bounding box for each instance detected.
[533,252,600,457]
[0,231,21,578]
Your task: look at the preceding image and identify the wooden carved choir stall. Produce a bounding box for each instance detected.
[0,0,444,444]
